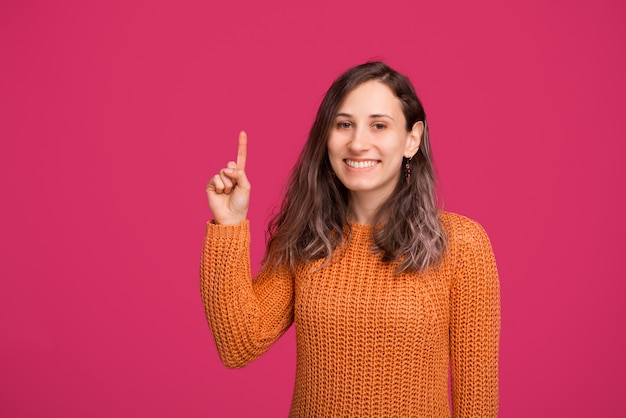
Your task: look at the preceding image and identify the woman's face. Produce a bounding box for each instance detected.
[327,80,422,204]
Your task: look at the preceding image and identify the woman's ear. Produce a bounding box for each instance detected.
[404,121,424,158]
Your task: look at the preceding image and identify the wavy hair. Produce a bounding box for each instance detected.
[264,61,446,274]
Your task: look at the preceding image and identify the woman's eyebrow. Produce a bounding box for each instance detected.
[335,112,395,121]
[370,113,395,121]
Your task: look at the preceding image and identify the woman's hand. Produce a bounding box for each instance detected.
[206,131,250,225]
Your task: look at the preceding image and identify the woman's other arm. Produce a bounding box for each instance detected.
[449,216,501,417]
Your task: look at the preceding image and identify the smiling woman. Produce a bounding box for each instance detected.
[201,61,500,417]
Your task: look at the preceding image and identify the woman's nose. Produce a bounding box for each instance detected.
[348,128,369,152]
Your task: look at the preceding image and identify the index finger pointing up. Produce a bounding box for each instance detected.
[237,130,247,170]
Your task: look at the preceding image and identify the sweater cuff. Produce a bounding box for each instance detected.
[206,220,250,240]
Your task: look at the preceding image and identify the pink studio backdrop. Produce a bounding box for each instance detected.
[1,0,624,416]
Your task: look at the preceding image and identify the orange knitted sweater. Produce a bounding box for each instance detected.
[200,212,500,417]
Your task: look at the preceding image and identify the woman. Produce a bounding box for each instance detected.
[202,61,500,417]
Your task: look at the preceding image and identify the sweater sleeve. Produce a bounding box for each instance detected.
[200,220,294,368]
[449,218,501,417]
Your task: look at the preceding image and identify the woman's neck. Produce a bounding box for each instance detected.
[348,191,389,225]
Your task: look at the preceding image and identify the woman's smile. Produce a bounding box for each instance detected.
[344,159,380,169]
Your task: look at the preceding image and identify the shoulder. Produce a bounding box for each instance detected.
[438,211,494,254]
[438,212,499,290]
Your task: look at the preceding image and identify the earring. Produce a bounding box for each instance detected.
[404,157,412,184]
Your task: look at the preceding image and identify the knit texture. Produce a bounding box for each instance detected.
[200,212,500,417]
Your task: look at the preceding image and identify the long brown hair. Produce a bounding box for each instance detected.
[264,61,446,274]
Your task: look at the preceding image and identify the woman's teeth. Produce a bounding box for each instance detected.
[346,160,378,168]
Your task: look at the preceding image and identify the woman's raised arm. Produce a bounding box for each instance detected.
[201,132,294,368]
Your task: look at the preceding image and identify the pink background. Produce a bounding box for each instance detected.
[1,0,624,416]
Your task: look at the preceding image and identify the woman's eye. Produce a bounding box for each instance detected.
[372,123,386,130]
[337,122,352,129]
